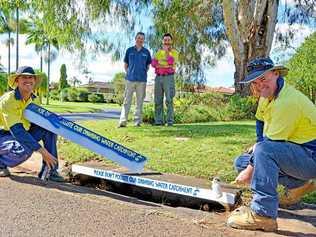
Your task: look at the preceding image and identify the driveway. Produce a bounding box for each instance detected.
[60,108,120,121]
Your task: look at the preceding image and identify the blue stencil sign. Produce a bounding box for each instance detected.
[24,103,147,172]
[72,165,236,205]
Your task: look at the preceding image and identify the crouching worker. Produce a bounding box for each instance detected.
[227,57,316,232]
[0,66,64,182]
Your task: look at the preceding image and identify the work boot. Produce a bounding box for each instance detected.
[48,172,65,182]
[279,180,316,207]
[0,167,10,177]
[227,206,277,232]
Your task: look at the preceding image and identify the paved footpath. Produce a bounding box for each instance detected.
[60,109,120,121]
[1,156,315,237]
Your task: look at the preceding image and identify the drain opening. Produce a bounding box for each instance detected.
[72,174,232,212]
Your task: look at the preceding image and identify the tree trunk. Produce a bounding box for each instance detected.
[40,49,43,72]
[46,43,51,105]
[223,0,278,95]
[15,7,19,70]
[8,31,11,75]
[311,86,316,104]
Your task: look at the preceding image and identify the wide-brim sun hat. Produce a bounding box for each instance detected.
[8,66,42,89]
[240,57,289,84]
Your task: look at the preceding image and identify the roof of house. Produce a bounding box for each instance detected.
[80,81,114,89]
[204,86,235,95]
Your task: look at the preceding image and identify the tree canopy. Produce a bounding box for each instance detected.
[0,0,315,95]
[286,31,316,103]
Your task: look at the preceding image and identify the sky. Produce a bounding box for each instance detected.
[0,2,314,87]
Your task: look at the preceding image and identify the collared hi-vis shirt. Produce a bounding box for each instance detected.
[152,49,179,75]
[0,89,41,151]
[256,82,316,147]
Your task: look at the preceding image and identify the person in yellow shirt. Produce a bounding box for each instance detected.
[0,66,64,182]
[151,33,179,126]
[227,57,316,232]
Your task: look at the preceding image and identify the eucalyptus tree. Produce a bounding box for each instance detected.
[147,0,316,95]
[286,31,316,103]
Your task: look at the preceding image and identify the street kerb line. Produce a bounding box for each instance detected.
[72,164,236,206]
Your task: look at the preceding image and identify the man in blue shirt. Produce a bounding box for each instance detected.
[0,66,64,182]
[118,32,152,127]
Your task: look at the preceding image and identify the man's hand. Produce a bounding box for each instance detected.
[37,147,57,169]
[233,164,254,185]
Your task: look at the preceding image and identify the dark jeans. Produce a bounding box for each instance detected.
[0,124,58,176]
[234,141,316,218]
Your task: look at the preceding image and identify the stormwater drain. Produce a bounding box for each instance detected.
[72,173,241,212]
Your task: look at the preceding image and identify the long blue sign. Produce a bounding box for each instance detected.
[24,103,147,172]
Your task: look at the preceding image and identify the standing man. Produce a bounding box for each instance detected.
[151,33,179,126]
[227,58,316,232]
[0,66,64,182]
[118,32,152,127]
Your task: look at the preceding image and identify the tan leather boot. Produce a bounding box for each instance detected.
[279,180,316,207]
[227,206,277,232]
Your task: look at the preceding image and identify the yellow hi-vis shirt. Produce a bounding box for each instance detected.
[256,82,316,144]
[154,49,179,70]
[0,90,38,131]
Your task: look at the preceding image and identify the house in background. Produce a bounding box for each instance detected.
[145,83,235,102]
[195,85,235,95]
[79,81,114,94]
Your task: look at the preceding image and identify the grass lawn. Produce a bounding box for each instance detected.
[57,119,316,204]
[58,120,256,181]
[42,100,119,113]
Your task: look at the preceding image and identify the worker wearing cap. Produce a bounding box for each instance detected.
[0,66,64,182]
[227,57,316,232]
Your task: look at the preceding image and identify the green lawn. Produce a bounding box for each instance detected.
[57,119,316,203]
[42,100,119,113]
[58,120,256,181]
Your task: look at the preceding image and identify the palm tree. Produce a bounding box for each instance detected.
[0,9,14,75]
[25,18,59,105]
[25,19,46,72]
[15,6,19,70]
[44,40,59,105]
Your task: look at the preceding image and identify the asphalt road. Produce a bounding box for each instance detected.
[60,109,120,121]
[1,173,316,237]
[0,174,232,237]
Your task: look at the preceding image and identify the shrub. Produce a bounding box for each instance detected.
[50,89,60,101]
[77,88,89,102]
[142,92,257,124]
[95,93,104,103]
[225,95,257,120]
[67,88,78,102]
[88,93,105,103]
[60,88,69,101]
[104,93,116,103]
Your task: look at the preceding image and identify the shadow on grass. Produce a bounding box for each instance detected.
[137,123,255,139]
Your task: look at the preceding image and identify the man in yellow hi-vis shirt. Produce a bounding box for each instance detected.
[151,33,179,126]
[0,66,64,182]
[227,58,316,232]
